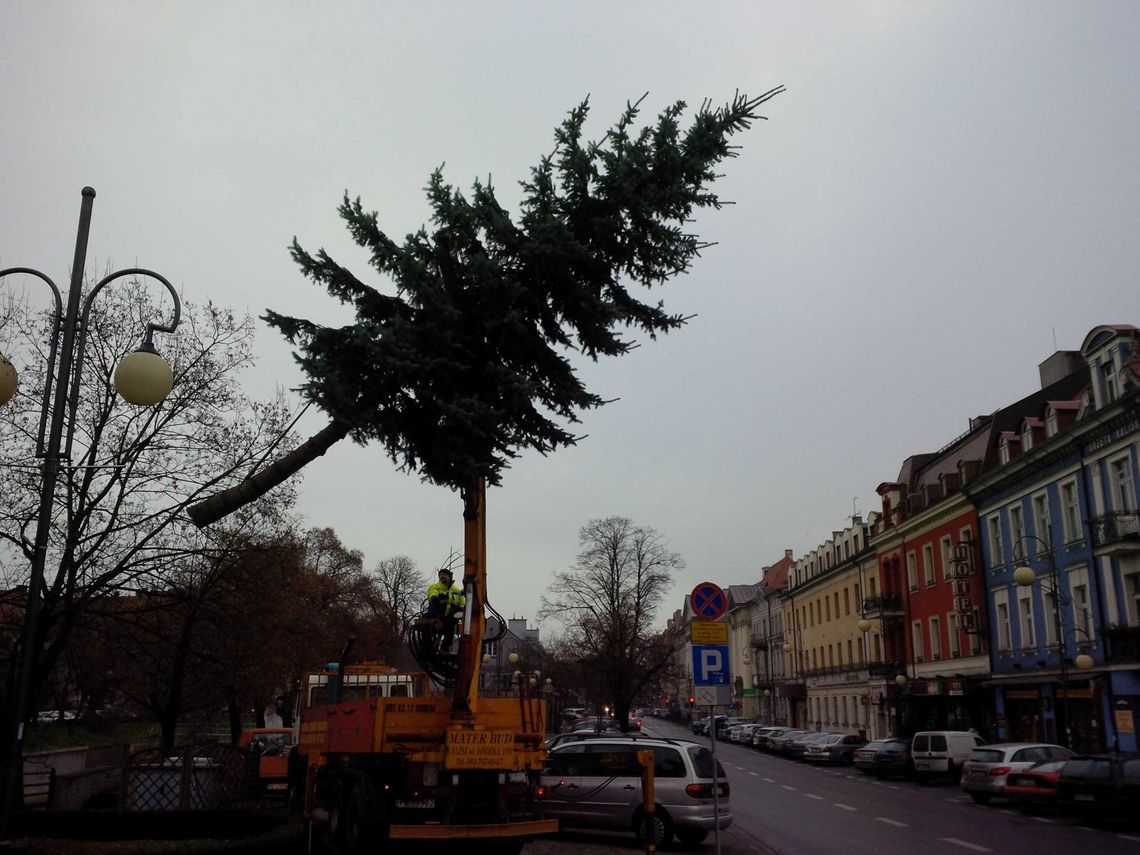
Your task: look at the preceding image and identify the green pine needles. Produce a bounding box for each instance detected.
[266,88,784,494]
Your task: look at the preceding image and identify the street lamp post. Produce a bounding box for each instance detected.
[856,616,877,739]
[1012,528,1094,749]
[0,188,181,837]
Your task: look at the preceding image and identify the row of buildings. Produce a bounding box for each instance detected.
[665,324,1140,753]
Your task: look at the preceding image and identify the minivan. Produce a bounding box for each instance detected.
[911,731,986,781]
[540,737,732,847]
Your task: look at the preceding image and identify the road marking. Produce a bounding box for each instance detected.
[997,808,1015,814]
[834,803,857,811]
[877,818,908,828]
[781,785,797,791]
[947,798,963,803]
[889,786,901,790]
[1030,816,1054,824]
[942,839,990,853]
[748,771,759,776]
[1117,835,1140,843]
[805,794,824,801]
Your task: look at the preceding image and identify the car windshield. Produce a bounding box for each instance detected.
[861,741,887,751]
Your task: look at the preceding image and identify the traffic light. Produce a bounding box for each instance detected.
[688,696,695,705]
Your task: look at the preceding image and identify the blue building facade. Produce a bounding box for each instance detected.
[966,326,1140,752]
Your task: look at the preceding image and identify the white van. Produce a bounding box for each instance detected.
[911,731,986,780]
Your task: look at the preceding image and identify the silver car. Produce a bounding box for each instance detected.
[540,736,732,847]
[960,743,1074,804]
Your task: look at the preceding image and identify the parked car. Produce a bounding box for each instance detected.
[786,731,837,759]
[729,723,763,744]
[803,733,868,766]
[628,714,643,732]
[715,717,751,740]
[691,716,710,735]
[767,729,808,754]
[1003,757,1072,811]
[960,743,1074,804]
[571,717,620,734]
[750,727,790,750]
[911,731,986,781]
[540,737,733,847]
[852,738,913,778]
[1056,753,1140,822]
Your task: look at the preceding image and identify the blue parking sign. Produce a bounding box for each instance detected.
[692,645,730,686]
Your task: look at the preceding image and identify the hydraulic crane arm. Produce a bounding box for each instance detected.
[451,476,487,715]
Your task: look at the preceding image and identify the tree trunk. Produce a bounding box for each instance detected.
[226,687,242,745]
[187,420,352,528]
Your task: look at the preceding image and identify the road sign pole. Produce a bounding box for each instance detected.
[708,703,722,855]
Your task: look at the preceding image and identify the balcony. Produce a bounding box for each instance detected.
[862,594,904,618]
[1090,512,1140,555]
[750,636,770,650]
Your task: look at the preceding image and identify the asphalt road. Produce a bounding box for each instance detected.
[592,718,1140,855]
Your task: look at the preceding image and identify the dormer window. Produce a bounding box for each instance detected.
[999,438,1011,465]
[1021,421,1034,451]
[1045,407,1058,437]
[1102,358,1119,404]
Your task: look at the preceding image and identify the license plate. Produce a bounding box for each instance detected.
[265,782,288,791]
[396,799,436,809]
[969,770,986,780]
[1073,794,1095,802]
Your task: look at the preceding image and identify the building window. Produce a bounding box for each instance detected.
[826,598,831,622]
[1032,493,1051,547]
[483,641,499,657]
[1102,358,1119,404]
[1111,456,1137,511]
[948,612,961,657]
[907,551,918,590]
[930,616,942,660]
[1044,590,1059,647]
[834,592,840,618]
[847,639,854,665]
[999,440,1011,465]
[923,544,936,586]
[1009,504,1025,551]
[1125,571,1140,625]
[1069,568,1094,640]
[844,588,851,615]
[995,590,1011,651]
[1022,421,1034,451]
[873,634,882,661]
[941,536,953,580]
[971,610,984,655]
[1060,481,1081,544]
[1019,595,1035,649]
[868,577,875,597]
[1046,408,1058,437]
[912,620,924,662]
[987,516,1004,568]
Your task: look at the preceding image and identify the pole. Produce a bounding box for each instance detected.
[707,704,722,855]
[1,188,94,838]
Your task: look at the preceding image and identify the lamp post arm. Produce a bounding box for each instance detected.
[66,268,182,460]
[0,267,64,457]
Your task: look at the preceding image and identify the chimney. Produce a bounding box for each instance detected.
[1038,351,1083,388]
[785,549,793,560]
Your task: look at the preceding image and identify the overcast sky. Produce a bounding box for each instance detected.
[3,2,1138,633]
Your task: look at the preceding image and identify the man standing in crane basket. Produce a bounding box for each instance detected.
[426,567,465,652]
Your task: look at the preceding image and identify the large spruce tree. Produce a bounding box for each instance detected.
[189,88,782,526]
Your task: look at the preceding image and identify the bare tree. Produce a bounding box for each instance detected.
[371,555,428,638]
[0,278,298,762]
[539,517,683,731]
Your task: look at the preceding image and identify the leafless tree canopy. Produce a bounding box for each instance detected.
[371,555,428,638]
[539,517,682,729]
[0,277,300,740]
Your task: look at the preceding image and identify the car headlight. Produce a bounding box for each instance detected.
[422,762,440,787]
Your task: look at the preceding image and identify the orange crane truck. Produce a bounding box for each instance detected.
[291,479,557,854]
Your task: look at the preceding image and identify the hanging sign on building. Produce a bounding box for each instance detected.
[952,542,977,630]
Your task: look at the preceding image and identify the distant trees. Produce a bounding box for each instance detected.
[539,517,683,731]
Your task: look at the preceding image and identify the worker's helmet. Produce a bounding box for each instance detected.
[439,567,452,579]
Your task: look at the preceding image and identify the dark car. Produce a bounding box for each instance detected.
[803,733,868,765]
[852,737,913,778]
[547,730,640,751]
[1056,753,1140,822]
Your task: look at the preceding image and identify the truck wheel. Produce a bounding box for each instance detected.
[342,782,380,854]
